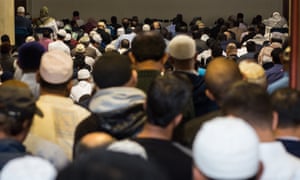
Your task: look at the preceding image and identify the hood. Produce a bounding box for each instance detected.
[89,87,146,113]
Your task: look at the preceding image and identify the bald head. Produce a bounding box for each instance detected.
[74,132,115,158]
[205,57,242,103]
[81,132,115,148]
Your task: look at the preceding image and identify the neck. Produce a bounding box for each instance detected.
[0,132,23,142]
[173,59,195,71]
[255,128,276,142]
[137,123,173,140]
[0,131,8,139]
[276,127,300,138]
[135,60,164,71]
[40,88,68,97]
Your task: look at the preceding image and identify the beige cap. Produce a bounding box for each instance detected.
[168,34,196,60]
[17,6,25,13]
[40,50,73,84]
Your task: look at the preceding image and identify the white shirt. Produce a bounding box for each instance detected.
[70,80,94,102]
[20,72,40,99]
[48,40,71,55]
[260,142,300,180]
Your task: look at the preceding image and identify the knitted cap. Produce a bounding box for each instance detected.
[18,41,46,71]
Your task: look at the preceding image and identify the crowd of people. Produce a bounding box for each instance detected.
[0,5,298,180]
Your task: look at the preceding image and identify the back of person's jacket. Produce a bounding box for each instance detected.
[0,139,27,170]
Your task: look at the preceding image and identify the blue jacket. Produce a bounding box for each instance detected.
[0,139,27,170]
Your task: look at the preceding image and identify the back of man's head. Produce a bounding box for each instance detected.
[238,60,267,89]
[193,116,260,180]
[0,42,12,55]
[131,31,166,62]
[120,39,130,49]
[246,41,256,52]
[222,81,273,129]
[271,48,283,64]
[146,73,192,127]
[39,50,73,88]
[0,80,41,139]
[57,149,166,180]
[18,42,46,71]
[74,132,115,158]
[205,57,243,103]
[168,34,196,60]
[271,88,300,128]
[92,52,134,89]
[17,6,25,15]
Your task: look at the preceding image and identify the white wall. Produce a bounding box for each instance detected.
[28,0,283,26]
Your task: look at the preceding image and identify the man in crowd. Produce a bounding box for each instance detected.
[134,73,193,180]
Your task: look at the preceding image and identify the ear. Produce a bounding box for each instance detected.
[205,89,215,101]
[160,53,169,65]
[173,113,183,127]
[124,70,138,87]
[131,70,138,86]
[36,71,41,83]
[128,52,136,64]
[272,111,279,131]
[66,80,75,95]
[17,119,32,142]
[143,101,147,111]
[193,165,207,180]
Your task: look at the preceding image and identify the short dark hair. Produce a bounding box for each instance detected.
[146,73,192,127]
[73,10,79,17]
[246,41,256,52]
[271,88,300,128]
[120,39,130,49]
[92,52,132,88]
[222,81,273,129]
[211,43,223,58]
[271,48,283,64]
[57,148,166,180]
[0,42,11,54]
[111,16,117,23]
[1,34,10,43]
[131,31,166,62]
